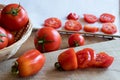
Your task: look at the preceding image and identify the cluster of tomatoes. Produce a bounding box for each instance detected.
[0,3,29,49]
[43,12,117,34]
[55,48,114,71]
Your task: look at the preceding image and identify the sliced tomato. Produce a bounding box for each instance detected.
[101,23,117,34]
[100,13,115,23]
[58,48,78,71]
[84,14,98,23]
[64,20,82,31]
[76,49,91,69]
[84,25,99,33]
[82,48,96,67]
[94,52,114,68]
[44,17,62,29]
[67,12,79,20]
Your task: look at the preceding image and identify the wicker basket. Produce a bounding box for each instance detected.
[0,4,33,61]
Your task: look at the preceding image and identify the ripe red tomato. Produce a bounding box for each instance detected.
[68,33,85,47]
[76,49,91,69]
[1,3,29,31]
[6,30,15,46]
[67,12,79,20]
[56,48,78,71]
[12,49,46,77]
[34,27,62,52]
[0,10,2,25]
[84,25,99,33]
[44,17,62,29]
[84,14,98,23]
[64,20,82,31]
[94,52,114,68]
[101,23,117,34]
[99,13,115,23]
[0,26,8,49]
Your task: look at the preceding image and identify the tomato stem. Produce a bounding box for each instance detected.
[11,61,19,75]
[54,62,64,71]
[74,41,79,47]
[0,33,6,42]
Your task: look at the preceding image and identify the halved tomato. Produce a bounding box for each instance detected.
[84,25,99,33]
[94,52,114,68]
[67,12,79,20]
[84,14,98,23]
[44,17,62,29]
[100,13,115,23]
[64,20,82,31]
[101,23,117,34]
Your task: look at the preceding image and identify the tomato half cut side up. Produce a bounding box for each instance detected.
[44,17,62,29]
[84,14,98,23]
[94,52,114,68]
[67,12,79,20]
[64,20,82,31]
[84,25,99,33]
[99,13,115,23]
[101,23,117,34]
[76,49,91,69]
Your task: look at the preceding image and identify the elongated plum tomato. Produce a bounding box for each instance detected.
[55,48,78,71]
[68,33,85,47]
[11,49,46,77]
[34,27,62,53]
[1,3,29,31]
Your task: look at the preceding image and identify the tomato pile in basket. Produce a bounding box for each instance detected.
[0,3,29,49]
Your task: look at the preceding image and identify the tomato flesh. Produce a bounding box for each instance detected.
[100,13,115,23]
[84,14,98,23]
[84,25,99,33]
[64,20,82,31]
[67,12,79,20]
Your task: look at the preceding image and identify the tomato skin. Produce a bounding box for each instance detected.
[0,10,2,25]
[1,3,29,31]
[0,26,8,49]
[58,48,78,70]
[84,25,99,33]
[34,27,62,53]
[101,23,117,34]
[13,49,46,77]
[76,49,91,69]
[100,13,115,23]
[44,17,62,29]
[94,52,114,68]
[64,20,82,31]
[67,12,79,20]
[84,14,98,23]
[68,33,85,47]
[6,30,15,46]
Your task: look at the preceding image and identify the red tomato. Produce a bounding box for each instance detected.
[0,10,2,25]
[1,3,29,31]
[94,52,114,68]
[84,14,98,23]
[101,23,117,34]
[84,25,99,33]
[56,48,78,71]
[11,49,46,77]
[64,20,82,31]
[0,26,8,49]
[6,30,15,46]
[82,48,96,67]
[99,13,115,23]
[76,49,91,69]
[34,27,62,52]
[44,17,62,29]
[68,33,85,47]
[67,12,79,20]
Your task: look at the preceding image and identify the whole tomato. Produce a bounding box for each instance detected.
[34,27,62,53]
[68,33,85,47]
[1,3,29,31]
[11,49,46,77]
[0,26,8,49]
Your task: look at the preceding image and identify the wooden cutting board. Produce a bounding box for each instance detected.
[0,39,120,80]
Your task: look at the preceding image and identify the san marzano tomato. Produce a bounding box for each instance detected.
[11,49,46,77]
[34,27,62,52]
[84,14,98,23]
[84,25,99,33]
[1,3,29,31]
